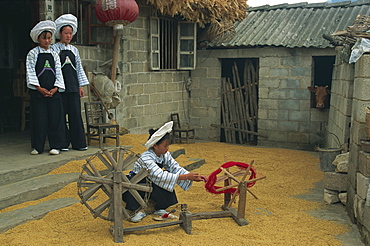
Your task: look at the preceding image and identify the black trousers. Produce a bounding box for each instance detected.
[61,92,86,149]
[30,95,65,153]
[122,176,178,211]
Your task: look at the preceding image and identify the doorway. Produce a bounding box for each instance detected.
[0,1,37,133]
[220,58,259,145]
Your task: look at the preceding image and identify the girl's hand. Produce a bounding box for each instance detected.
[49,87,58,96]
[37,86,52,97]
[79,87,85,97]
[186,173,207,182]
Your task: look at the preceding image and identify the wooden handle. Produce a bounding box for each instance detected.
[111,33,121,83]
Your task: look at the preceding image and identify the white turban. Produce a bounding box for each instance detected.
[144,121,173,149]
[30,20,56,43]
[55,14,78,39]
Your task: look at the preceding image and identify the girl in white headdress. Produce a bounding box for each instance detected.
[51,14,89,151]
[123,121,206,223]
[26,20,65,155]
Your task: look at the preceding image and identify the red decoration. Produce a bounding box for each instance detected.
[205,161,257,194]
[95,0,139,26]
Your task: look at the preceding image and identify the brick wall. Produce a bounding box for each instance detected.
[346,54,370,244]
[76,1,191,134]
[194,47,334,150]
[326,47,354,150]
[116,1,190,134]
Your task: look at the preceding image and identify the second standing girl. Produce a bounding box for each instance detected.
[51,14,89,151]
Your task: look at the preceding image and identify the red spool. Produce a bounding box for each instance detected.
[205,161,257,194]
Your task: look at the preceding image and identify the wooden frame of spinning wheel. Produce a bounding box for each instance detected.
[78,147,153,243]
[78,148,265,243]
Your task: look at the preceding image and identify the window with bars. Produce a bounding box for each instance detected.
[150,17,196,70]
[54,0,113,45]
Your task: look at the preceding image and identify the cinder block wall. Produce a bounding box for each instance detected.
[117,2,190,134]
[77,1,191,134]
[347,54,370,244]
[190,50,223,141]
[194,47,333,150]
[326,46,354,150]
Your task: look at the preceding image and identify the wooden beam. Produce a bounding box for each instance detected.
[211,124,268,138]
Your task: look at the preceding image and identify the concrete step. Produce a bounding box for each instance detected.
[0,197,79,234]
[0,172,79,211]
[0,147,99,187]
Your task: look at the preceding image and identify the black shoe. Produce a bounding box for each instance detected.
[74,147,88,151]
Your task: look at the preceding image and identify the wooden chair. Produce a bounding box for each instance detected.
[170,113,195,144]
[84,101,120,148]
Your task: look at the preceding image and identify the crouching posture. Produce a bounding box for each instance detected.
[123,121,205,222]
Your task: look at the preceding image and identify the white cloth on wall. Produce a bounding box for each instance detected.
[349,38,370,63]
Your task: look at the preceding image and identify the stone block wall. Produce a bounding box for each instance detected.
[194,47,334,150]
[116,1,190,134]
[347,54,370,245]
[190,50,222,141]
[327,46,354,150]
[76,1,191,135]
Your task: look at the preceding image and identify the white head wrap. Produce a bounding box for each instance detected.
[55,14,78,39]
[30,20,56,43]
[144,121,173,150]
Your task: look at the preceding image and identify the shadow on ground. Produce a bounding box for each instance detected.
[295,181,364,246]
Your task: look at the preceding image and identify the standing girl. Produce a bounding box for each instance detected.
[26,20,65,155]
[51,14,89,151]
[123,121,206,222]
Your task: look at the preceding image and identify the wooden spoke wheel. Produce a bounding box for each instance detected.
[77,147,152,221]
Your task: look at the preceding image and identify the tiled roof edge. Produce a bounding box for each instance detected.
[247,0,370,11]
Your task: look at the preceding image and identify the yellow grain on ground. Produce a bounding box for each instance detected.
[0,135,348,246]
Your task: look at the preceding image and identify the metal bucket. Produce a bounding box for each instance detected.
[316,147,342,172]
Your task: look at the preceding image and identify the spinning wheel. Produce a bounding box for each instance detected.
[78,150,265,243]
[77,147,153,242]
[205,160,266,223]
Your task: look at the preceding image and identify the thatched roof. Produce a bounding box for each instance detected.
[146,0,247,27]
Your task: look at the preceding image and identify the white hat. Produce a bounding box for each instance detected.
[55,14,78,39]
[30,20,56,43]
[144,121,173,149]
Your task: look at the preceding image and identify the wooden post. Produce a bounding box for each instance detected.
[111,25,122,83]
[113,171,123,243]
[366,107,370,140]
[237,181,247,219]
[179,204,192,234]
[223,173,231,207]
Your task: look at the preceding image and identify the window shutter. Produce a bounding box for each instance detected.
[177,22,196,70]
[150,17,160,70]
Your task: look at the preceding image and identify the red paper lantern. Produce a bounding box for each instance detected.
[95,0,139,26]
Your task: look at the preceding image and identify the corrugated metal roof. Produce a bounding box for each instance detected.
[209,0,370,48]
